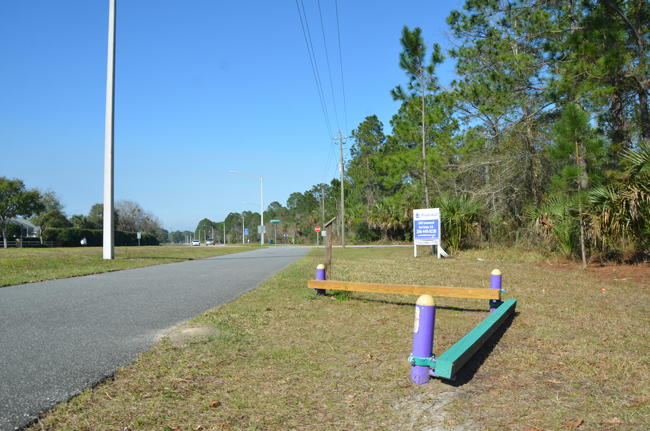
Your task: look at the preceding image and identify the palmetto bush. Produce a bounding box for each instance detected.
[587,143,650,253]
[368,200,406,241]
[435,194,481,251]
[525,195,580,257]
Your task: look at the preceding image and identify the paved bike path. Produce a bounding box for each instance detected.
[0,247,309,430]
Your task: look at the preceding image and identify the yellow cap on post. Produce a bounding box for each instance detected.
[416,294,435,307]
[317,264,325,269]
[491,269,502,275]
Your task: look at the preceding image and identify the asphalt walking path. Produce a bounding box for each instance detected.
[0,247,309,430]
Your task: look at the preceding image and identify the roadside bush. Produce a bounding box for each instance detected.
[351,221,380,243]
[44,228,159,247]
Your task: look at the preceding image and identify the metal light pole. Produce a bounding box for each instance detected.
[230,171,263,246]
[103,0,116,260]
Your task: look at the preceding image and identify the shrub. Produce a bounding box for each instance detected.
[44,228,159,247]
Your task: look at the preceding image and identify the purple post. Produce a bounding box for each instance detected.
[490,269,503,312]
[316,264,326,295]
[410,294,435,385]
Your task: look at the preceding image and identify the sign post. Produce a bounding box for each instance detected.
[270,219,281,245]
[324,217,336,280]
[413,208,441,258]
[137,232,141,247]
[315,226,321,247]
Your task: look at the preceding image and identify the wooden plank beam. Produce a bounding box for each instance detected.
[434,299,517,379]
[307,280,501,300]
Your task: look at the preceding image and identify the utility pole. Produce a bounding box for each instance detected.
[333,129,349,248]
[321,184,325,222]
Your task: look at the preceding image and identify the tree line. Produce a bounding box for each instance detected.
[0,176,167,248]
[194,1,649,262]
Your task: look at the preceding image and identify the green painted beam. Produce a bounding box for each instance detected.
[434,299,517,379]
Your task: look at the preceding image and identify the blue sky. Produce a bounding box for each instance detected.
[1,1,460,232]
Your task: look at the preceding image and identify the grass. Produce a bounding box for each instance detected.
[0,245,256,287]
[26,246,650,430]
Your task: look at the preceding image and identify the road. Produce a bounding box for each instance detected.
[0,247,309,430]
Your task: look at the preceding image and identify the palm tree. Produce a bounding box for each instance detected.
[368,201,405,241]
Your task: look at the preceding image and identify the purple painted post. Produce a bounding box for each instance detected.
[410,294,435,385]
[490,269,503,312]
[315,264,326,295]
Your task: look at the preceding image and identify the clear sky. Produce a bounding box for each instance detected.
[1,1,460,232]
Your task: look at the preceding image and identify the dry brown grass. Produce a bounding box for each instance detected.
[29,246,650,430]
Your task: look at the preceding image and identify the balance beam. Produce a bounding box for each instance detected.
[307,280,501,300]
[433,298,517,379]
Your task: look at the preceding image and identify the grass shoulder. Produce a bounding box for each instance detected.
[0,245,254,288]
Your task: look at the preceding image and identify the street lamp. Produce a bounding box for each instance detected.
[241,213,246,244]
[230,171,263,246]
[103,0,116,260]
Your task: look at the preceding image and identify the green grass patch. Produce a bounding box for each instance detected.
[0,245,254,287]
[28,247,650,430]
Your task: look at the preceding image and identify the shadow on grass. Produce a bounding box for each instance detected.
[442,311,519,387]
[324,293,490,313]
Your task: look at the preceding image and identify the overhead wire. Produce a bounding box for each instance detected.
[316,0,340,130]
[293,0,349,185]
[294,0,333,139]
[334,0,349,136]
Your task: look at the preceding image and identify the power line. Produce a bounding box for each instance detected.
[316,0,340,129]
[334,0,349,136]
[294,0,333,137]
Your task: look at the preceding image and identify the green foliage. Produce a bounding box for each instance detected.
[0,176,43,248]
[586,143,650,253]
[390,25,450,206]
[435,195,481,251]
[6,223,21,237]
[31,189,71,243]
[548,103,606,192]
[349,221,380,243]
[525,195,580,257]
[69,214,94,229]
[44,228,159,247]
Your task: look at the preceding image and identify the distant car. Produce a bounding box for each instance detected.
[206,238,215,245]
[191,240,200,246]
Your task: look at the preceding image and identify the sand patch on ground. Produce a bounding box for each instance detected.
[162,323,222,347]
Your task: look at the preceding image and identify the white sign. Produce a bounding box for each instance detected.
[137,232,142,239]
[413,208,440,246]
[321,231,326,236]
